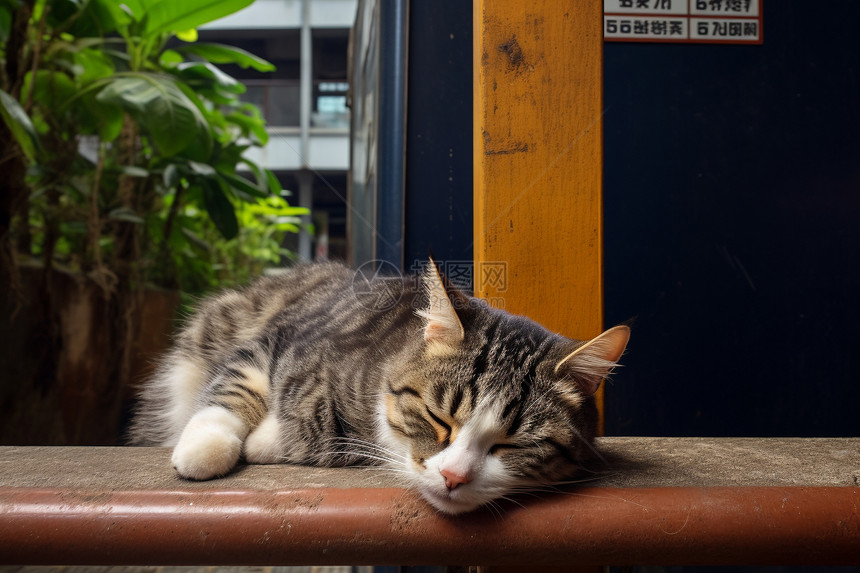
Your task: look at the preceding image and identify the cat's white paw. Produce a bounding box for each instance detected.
[171,406,245,480]
[244,413,283,464]
[172,431,241,480]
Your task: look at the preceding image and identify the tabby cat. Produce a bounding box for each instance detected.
[130,260,629,515]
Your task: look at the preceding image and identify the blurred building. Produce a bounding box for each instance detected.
[202,0,357,261]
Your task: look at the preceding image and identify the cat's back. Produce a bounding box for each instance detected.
[174,261,355,357]
[129,262,359,446]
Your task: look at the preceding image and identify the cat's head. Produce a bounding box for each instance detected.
[378,262,630,515]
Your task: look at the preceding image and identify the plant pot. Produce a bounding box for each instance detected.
[0,263,179,445]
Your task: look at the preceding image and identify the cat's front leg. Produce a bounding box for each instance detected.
[172,362,270,480]
[244,411,283,464]
[171,405,248,479]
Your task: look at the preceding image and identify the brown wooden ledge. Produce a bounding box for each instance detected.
[0,438,858,567]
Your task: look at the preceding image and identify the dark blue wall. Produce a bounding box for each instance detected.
[603,2,860,437]
[350,0,472,274]
[360,1,860,437]
[403,0,473,272]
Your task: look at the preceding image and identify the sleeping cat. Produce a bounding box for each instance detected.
[130,260,629,515]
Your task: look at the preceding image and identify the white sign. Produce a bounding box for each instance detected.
[605,0,763,44]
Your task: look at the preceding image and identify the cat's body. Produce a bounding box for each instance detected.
[131,261,629,515]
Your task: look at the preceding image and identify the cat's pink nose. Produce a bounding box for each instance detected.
[440,468,470,489]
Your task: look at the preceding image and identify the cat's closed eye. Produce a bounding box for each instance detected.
[488,443,521,456]
[424,406,452,445]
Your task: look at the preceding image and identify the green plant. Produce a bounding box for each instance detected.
[0,0,308,444]
[0,0,307,295]
[162,192,307,296]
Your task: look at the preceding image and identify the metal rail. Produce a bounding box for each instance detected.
[1,439,857,567]
[1,486,858,566]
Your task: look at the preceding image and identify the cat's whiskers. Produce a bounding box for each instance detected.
[515,471,615,494]
[497,495,526,510]
[330,435,409,460]
[499,472,609,505]
[323,436,409,468]
[528,437,548,458]
[510,484,539,494]
[320,444,405,467]
[324,450,397,466]
[343,453,402,467]
[354,464,413,477]
[575,462,613,475]
[548,473,616,486]
[483,499,505,522]
[519,382,554,420]
[564,489,653,512]
[499,473,637,513]
[569,424,608,465]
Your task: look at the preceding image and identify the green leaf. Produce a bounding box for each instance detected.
[180,226,211,252]
[218,171,268,200]
[236,158,269,190]
[187,160,216,176]
[202,179,238,239]
[159,48,183,68]
[174,61,245,95]
[0,89,41,161]
[77,90,123,140]
[46,0,85,29]
[273,222,300,233]
[142,0,254,36]
[226,107,268,144]
[0,3,15,45]
[60,220,88,235]
[175,28,197,42]
[163,163,180,188]
[23,70,77,111]
[266,169,283,195]
[108,207,145,224]
[176,43,275,72]
[171,80,217,160]
[96,74,212,158]
[67,0,129,37]
[277,207,309,217]
[115,165,149,178]
[72,48,116,86]
[115,0,145,29]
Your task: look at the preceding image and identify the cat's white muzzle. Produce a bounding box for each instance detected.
[419,446,507,515]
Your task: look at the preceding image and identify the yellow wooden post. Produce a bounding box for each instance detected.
[473,0,606,428]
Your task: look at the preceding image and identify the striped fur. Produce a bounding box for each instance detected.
[130,261,629,514]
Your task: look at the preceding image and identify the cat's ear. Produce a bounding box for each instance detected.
[418,258,464,350]
[554,325,630,396]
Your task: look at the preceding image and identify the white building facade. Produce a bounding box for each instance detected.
[203,0,357,260]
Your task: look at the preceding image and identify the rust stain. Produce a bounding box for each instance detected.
[484,142,530,156]
[389,504,423,532]
[498,35,526,71]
